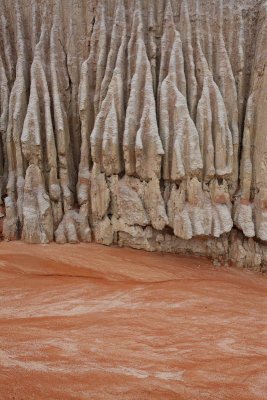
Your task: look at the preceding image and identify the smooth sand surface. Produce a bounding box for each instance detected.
[0,242,266,399]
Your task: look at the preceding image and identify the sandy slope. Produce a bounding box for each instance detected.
[0,242,266,400]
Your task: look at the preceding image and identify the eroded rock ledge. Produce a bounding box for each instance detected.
[0,0,267,271]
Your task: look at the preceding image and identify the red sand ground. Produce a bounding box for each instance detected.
[0,242,266,400]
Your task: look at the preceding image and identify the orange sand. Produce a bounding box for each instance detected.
[0,242,266,399]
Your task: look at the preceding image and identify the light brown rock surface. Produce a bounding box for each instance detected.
[0,0,267,270]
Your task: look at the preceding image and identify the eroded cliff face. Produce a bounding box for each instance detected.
[0,0,267,270]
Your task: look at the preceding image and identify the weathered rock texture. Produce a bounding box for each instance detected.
[0,0,267,271]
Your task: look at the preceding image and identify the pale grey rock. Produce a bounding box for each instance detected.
[94,216,113,246]
[144,178,168,230]
[90,164,110,221]
[117,177,149,226]
[0,0,266,270]
[234,201,255,238]
[55,209,91,244]
[22,164,53,244]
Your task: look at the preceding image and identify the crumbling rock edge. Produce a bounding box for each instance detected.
[0,0,267,272]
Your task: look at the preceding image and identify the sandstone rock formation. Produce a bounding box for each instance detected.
[0,0,267,271]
